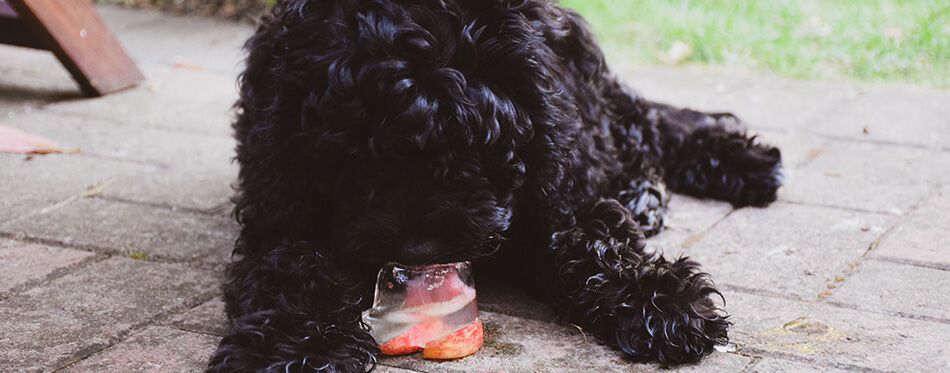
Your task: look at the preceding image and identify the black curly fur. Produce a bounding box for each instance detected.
[209,0,782,371]
[552,199,728,364]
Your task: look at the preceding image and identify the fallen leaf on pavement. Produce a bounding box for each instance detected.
[173,60,204,71]
[0,124,80,154]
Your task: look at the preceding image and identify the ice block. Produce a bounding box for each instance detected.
[362,262,482,359]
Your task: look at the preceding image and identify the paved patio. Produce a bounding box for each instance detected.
[1,5,948,373]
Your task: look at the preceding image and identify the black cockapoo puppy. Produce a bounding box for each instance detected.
[209,0,782,371]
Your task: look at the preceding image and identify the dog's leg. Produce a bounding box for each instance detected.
[208,241,377,372]
[612,174,669,237]
[651,101,783,207]
[603,79,782,207]
[551,199,729,364]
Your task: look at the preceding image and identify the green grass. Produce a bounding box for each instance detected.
[127,249,149,260]
[559,0,950,87]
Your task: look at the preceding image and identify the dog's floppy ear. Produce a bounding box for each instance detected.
[231,2,341,255]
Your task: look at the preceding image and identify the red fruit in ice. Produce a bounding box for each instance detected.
[378,331,423,355]
[404,270,465,307]
[422,318,483,360]
[378,320,440,355]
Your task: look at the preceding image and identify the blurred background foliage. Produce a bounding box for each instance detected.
[562,0,950,87]
[97,0,950,87]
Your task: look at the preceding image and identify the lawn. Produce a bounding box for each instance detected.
[558,0,950,87]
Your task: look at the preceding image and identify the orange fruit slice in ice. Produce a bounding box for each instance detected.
[378,318,483,359]
[422,318,483,360]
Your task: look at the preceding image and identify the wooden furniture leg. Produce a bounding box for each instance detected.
[0,0,144,97]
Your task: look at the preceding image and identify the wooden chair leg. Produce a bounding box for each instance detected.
[2,0,144,97]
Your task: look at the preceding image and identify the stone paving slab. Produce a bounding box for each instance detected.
[2,111,235,168]
[139,64,240,107]
[825,259,950,322]
[63,326,218,373]
[106,8,252,74]
[0,152,234,224]
[749,358,851,373]
[619,65,861,131]
[376,365,422,373]
[808,87,950,149]
[0,154,132,225]
[0,238,96,298]
[779,140,943,214]
[165,297,228,337]
[753,130,830,171]
[0,257,217,372]
[664,194,733,236]
[93,4,168,35]
[0,45,74,83]
[0,62,81,119]
[45,89,236,137]
[687,202,894,301]
[1,198,237,265]
[380,310,752,373]
[871,187,950,270]
[727,291,950,372]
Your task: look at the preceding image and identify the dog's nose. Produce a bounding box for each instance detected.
[398,239,440,265]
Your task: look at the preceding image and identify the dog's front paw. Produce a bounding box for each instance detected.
[207,311,378,373]
[611,257,729,364]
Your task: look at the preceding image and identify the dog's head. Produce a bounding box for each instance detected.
[235,1,572,265]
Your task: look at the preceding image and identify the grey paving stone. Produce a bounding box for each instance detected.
[166,297,228,337]
[0,45,73,82]
[779,141,942,214]
[105,162,237,212]
[376,365,423,373]
[618,65,860,131]
[825,260,950,322]
[93,4,168,33]
[0,239,95,298]
[665,194,733,236]
[43,88,181,124]
[643,194,734,259]
[724,77,861,132]
[727,291,950,372]
[110,13,252,74]
[138,64,239,106]
[753,130,830,171]
[620,65,761,116]
[0,153,130,225]
[1,198,237,264]
[0,257,217,372]
[63,326,218,373]
[476,279,560,324]
[0,152,234,224]
[809,87,950,149]
[380,311,750,373]
[749,358,851,373]
[2,111,235,168]
[687,202,894,300]
[46,88,236,137]
[871,187,950,270]
[646,228,693,258]
[0,63,81,119]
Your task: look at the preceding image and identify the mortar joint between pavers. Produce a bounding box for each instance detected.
[813,196,922,302]
[0,230,226,272]
[737,355,764,373]
[0,251,106,301]
[821,299,950,325]
[794,88,868,133]
[738,347,888,373]
[50,278,222,372]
